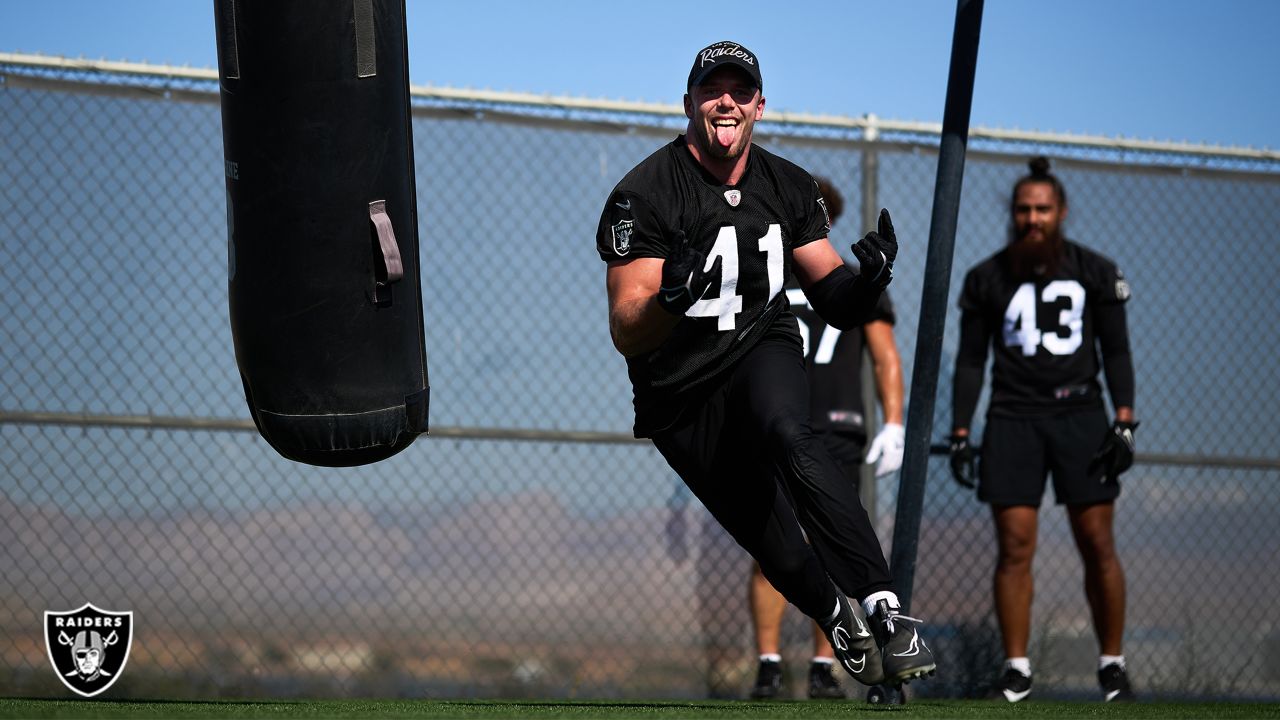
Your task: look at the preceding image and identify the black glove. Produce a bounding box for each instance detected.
[657,231,722,316]
[949,434,976,489]
[1091,420,1139,484]
[851,208,898,289]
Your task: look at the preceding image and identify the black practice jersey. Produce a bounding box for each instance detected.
[957,239,1131,416]
[596,136,830,436]
[788,283,895,438]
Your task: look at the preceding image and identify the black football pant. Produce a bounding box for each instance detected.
[652,334,893,622]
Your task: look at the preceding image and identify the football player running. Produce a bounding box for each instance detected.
[596,41,935,690]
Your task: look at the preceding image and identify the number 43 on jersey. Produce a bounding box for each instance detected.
[1003,280,1085,356]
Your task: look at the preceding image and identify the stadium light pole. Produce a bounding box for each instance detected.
[890,0,984,612]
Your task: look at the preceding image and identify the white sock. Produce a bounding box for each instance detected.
[1006,657,1032,677]
[1099,654,1125,670]
[810,656,833,665]
[759,653,782,664]
[861,591,898,617]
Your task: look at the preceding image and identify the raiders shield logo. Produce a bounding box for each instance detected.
[612,218,635,256]
[45,603,133,697]
[723,189,741,207]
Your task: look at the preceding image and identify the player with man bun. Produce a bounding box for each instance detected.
[950,156,1138,702]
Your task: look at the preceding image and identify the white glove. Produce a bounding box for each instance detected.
[865,423,905,477]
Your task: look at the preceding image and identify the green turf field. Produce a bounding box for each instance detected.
[4,699,1280,719]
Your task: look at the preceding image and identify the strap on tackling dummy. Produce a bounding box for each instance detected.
[354,0,377,78]
[368,200,403,305]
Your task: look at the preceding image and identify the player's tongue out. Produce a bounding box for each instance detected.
[714,121,737,147]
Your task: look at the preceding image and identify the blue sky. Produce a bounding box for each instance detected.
[2,0,1277,150]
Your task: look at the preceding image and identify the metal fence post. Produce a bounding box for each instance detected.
[890,0,984,612]
[859,114,881,519]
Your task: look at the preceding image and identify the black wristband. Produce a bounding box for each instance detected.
[804,265,882,331]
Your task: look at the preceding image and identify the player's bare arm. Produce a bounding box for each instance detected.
[864,321,904,426]
[606,258,679,358]
[792,238,845,288]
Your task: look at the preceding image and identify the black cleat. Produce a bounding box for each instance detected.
[819,595,885,686]
[748,659,783,700]
[1098,663,1135,702]
[867,682,908,705]
[807,661,846,699]
[869,600,936,684]
[985,667,1032,702]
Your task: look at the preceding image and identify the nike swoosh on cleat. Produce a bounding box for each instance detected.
[1105,689,1121,702]
[1004,687,1031,702]
[830,625,849,652]
[892,629,921,657]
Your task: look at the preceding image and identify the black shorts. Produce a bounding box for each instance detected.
[978,408,1118,506]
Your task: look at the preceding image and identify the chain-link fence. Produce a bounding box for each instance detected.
[2,55,1278,702]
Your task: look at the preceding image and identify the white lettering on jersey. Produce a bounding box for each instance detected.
[785,287,841,364]
[1003,280,1085,356]
[759,224,783,301]
[688,227,743,331]
[688,224,784,332]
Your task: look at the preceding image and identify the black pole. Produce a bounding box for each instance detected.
[890,0,984,612]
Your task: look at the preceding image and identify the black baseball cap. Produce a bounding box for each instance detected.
[687,41,763,93]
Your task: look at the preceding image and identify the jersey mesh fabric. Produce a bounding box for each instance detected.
[957,239,1129,417]
[597,136,830,436]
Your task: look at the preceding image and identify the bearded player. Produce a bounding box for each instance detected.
[950,156,1138,702]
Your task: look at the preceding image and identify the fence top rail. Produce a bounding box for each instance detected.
[3,51,1278,164]
[3,411,1278,471]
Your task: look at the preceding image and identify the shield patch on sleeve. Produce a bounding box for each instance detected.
[612,219,635,256]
